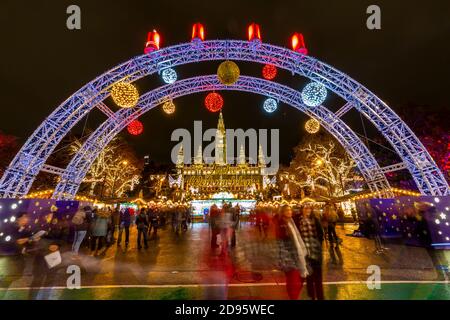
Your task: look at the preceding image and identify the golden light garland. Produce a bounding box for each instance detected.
[305,118,320,134]
[352,188,421,201]
[162,100,176,114]
[110,82,139,108]
[217,60,240,85]
[23,189,100,203]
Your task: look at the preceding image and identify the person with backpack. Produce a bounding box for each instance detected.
[71,206,92,258]
[136,208,149,249]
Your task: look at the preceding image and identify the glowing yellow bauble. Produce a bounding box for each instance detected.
[217,60,240,85]
[110,82,139,108]
[162,100,176,114]
[305,118,320,134]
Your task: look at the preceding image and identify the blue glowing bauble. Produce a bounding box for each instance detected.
[263,98,278,113]
[161,68,177,84]
[301,82,327,107]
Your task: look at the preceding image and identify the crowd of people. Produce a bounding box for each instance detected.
[71,204,193,255]
[8,199,351,300]
[218,202,346,300]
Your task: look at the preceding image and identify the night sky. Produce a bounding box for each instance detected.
[1,0,449,165]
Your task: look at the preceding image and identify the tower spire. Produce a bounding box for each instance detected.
[238,144,246,166]
[258,144,266,167]
[215,111,227,165]
[194,144,203,165]
[176,146,184,168]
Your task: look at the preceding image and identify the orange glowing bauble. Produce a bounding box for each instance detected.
[305,118,320,134]
[262,64,277,80]
[204,92,223,112]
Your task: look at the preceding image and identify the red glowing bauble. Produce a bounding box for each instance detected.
[262,64,277,80]
[127,120,143,135]
[204,92,223,112]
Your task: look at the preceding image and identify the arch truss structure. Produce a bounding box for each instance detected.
[0,40,447,199]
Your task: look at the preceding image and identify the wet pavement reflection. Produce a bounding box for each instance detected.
[0,222,449,299]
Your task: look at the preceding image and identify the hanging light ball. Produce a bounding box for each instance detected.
[162,100,176,114]
[127,119,144,136]
[301,81,327,107]
[217,60,240,85]
[262,64,277,80]
[204,92,224,112]
[161,68,177,84]
[305,118,320,134]
[110,82,139,108]
[263,98,278,113]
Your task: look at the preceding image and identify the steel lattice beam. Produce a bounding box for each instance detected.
[41,164,65,176]
[380,162,407,174]
[0,40,447,198]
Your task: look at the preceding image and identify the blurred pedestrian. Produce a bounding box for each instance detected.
[273,204,309,300]
[324,205,341,244]
[91,209,110,255]
[16,212,61,299]
[136,208,149,249]
[297,205,325,300]
[71,206,92,258]
[147,205,159,238]
[117,208,131,247]
[210,204,220,249]
[219,203,234,255]
[111,206,120,243]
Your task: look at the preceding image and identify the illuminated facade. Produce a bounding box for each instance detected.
[174,112,271,195]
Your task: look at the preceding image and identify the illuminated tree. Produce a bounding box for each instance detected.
[70,135,142,198]
[284,133,361,198]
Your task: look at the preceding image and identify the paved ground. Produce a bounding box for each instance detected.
[0,222,449,300]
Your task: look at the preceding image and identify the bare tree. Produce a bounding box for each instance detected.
[283,132,361,198]
[69,135,142,198]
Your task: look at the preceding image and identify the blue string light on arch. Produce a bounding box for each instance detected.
[263,98,278,113]
[161,68,177,84]
[301,81,327,107]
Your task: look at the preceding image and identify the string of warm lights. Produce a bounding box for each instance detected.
[351,187,421,201]
[257,198,324,208]
[23,190,100,203]
[256,188,421,208]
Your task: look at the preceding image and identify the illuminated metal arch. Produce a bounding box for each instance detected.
[0,40,447,197]
[53,75,389,199]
